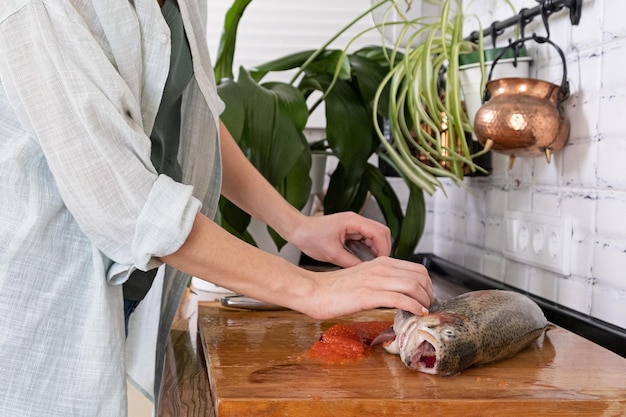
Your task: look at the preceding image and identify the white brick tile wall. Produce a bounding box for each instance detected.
[602,0,626,40]
[507,183,532,211]
[572,0,603,47]
[532,187,562,215]
[598,93,626,137]
[591,286,626,329]
[557,276,592,314]
[504,261,530,290]
[600,39,626,90]
[562,138,597,187]
[483,183,508,217]
[593,238,626,289]
[562,191,595,277]
[596,191,626,238]
[484,218,503,252]
[597,136,626,189]
[533,156,561,186]
[529,270,559,303]
[417,0,626,330]
[463,246,484,273]
[483,253,506,282]
[465,213,486,246]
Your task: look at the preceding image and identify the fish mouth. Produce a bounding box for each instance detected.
[404,331,438,374]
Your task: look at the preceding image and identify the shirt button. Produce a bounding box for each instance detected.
[159,33,169,43]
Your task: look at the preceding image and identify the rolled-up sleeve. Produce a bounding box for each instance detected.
[0,3,197,272]
[134,175,201,270]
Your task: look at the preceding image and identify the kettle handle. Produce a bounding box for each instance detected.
[483,34,570,107]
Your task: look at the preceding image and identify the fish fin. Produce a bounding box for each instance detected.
[369,326,395,347]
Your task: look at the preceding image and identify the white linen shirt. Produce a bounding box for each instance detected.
[0,0,224,416]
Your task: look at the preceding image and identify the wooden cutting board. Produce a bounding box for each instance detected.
[198,302,626,417]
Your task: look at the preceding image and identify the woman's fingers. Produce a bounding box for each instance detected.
[301,257,434,320]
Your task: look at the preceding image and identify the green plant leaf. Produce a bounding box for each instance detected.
[269,144,313,250]
[216,78,245,141]
[233,67,309,186]
[362,163,403,242]
[217,67,312,251]
[324,163,368,214]
[393,181,425,259]
[218,197,255,245]
[324,77,372,180]
[214,0,254,81]
[249,50,316,81]
[349,53,388,118]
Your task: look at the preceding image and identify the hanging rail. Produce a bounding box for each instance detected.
[466,0,582,44]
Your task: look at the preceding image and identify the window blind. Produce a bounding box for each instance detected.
[206,0,384,127]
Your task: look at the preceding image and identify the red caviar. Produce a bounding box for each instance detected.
[303,321,393,363]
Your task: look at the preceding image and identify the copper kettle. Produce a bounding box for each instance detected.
[473,36,570,166]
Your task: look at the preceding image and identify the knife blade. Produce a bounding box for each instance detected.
[220,295,288,311]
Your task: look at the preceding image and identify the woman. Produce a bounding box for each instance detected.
[0,0,433,415]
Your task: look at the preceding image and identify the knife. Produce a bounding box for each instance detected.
[344,239,377,262]
[220,295,288,311]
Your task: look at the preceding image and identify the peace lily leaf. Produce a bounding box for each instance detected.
[214,0,254,81]
[393,181,425,259]
[269,147,312,250]
[234,67,309,188]
[216,78,245,141]
[250,49,351,83]
[325,163,369,215]
[301,50,352,80]
[349,53,389,119]
[249,50,316,81]
[362,163,403,241]
[218,197,255,245]
[324,77,372,181]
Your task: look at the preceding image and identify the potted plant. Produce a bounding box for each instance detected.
[214,0,498,260]
[362,0,497,194]
[214,0,428,259]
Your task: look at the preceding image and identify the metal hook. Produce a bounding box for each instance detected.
[490,21,505,48]
[565,0,583,25]
[518,8,533,40]
[539,0,554,38]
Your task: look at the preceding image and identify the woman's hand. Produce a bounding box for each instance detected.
[279,211,434,319]
[287,211,393,268]
[295,256,434,320]
[163,213,434,321]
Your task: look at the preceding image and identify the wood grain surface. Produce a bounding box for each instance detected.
[198,303,626,417]
[158,291,215,417]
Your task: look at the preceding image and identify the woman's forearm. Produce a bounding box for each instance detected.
[160,212,317,308]
[218,120,303,242]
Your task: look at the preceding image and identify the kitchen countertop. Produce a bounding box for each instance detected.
[157,262,626,416]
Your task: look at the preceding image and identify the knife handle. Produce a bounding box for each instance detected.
[344,239,376,262]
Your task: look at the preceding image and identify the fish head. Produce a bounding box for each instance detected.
[400,312,478,376]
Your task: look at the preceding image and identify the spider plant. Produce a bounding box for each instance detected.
[365,0,492,195]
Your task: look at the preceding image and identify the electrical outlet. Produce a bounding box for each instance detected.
[504,210,573,275]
